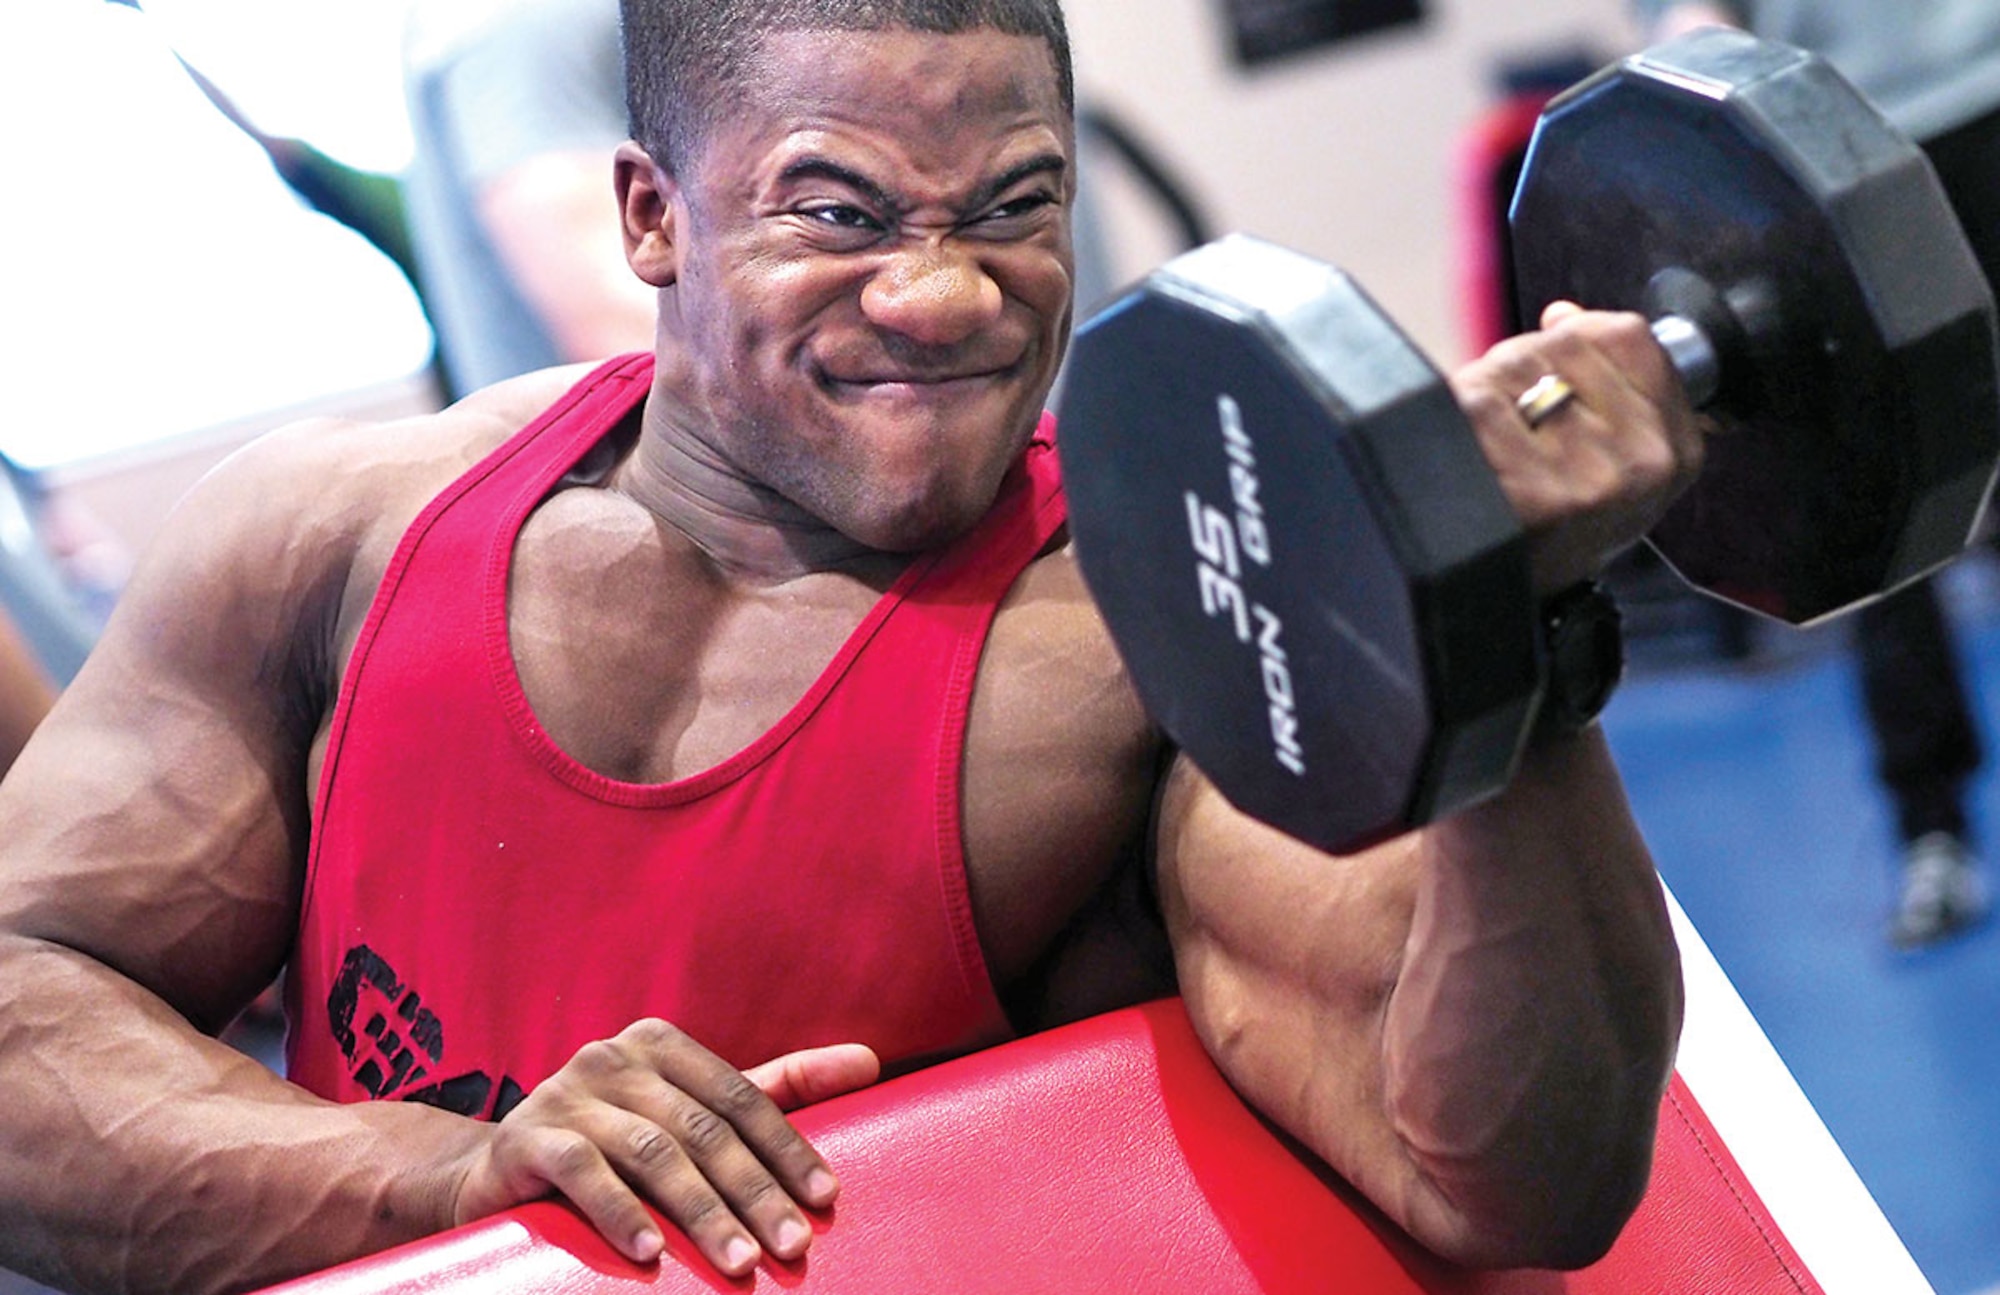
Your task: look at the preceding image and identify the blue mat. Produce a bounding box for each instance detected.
[1606,577,2000,1295]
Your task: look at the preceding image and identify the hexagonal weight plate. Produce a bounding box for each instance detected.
[1059,236,1538,853]
[1513,29,2000,625]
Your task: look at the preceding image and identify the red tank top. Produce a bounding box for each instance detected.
[285,355,1065,1119]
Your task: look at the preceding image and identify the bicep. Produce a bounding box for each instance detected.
[1152,754,1432,1211]
[0,446,339,1033]
[1156,742,1682,1266]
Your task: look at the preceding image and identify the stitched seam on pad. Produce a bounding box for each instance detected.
[1667,1084,1813,1293]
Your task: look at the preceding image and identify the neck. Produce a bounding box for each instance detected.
[612,382,897,585]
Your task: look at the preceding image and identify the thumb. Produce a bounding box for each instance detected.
[1540,299,1586,329]
[745,1043,882,1111]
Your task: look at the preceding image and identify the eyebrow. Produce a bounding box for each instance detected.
[776,152,1069,214]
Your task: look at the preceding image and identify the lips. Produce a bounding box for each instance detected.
[816,362,1020,402]
[822,362,1008,386]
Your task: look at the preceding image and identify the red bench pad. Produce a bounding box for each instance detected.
[262,999,1820,1293]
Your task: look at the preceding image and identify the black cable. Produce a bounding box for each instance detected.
[1078,104,1214,252]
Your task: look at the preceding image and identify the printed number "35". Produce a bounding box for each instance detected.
[1187,492,1252,643]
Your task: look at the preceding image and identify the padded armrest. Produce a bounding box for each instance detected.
[259,998,1819,1294]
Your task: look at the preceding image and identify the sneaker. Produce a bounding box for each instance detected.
[1890,832,1989,949]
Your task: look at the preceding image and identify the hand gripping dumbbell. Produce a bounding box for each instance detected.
[1057,30,2000,854]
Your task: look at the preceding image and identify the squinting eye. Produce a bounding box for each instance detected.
[983,194,1058,222]
[805,204,883,231]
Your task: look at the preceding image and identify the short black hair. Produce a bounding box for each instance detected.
[621,0,1074,172]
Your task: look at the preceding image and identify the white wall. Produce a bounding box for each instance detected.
[1066,0,1644,364]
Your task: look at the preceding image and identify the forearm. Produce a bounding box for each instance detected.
[1380,727,1683,1267]
[0,937,490,1295]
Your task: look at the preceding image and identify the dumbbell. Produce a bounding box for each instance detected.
[1056,29,2000,856]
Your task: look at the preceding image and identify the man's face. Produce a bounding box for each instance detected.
[652,26,1075,552]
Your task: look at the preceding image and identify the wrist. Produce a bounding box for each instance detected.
[1532,580,1625,741]
[350,1103,499,1244]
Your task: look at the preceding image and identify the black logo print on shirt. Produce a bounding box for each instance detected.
[328,945,525,1121]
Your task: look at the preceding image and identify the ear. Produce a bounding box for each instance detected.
[615,140,681,288]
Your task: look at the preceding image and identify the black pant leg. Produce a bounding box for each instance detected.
[1857,580,1982,841]
[1847,108,2000,844]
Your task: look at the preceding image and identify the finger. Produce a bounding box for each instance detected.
[588,1106,778,1276]
[745,1042,882,1112]
[1555,313,1707,471]
[634,1094,825,1265]
[489,1124,672,1267]
[1504,311,1660,412]
[1502,313,1695,466]
[1540,298,1586,328]
[619,1022,843,1242]
[1458,315,1700,593]
[1535,318,1698,491]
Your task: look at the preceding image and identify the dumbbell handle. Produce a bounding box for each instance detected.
[1652,314,1722,408]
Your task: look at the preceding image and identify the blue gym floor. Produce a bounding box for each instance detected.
[1607,556,2000,1295]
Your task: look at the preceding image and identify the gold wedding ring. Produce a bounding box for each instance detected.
[1516,373,1577,429]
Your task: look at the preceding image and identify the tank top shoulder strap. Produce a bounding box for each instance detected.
[310,354,654,832]
[917,414,1066,599]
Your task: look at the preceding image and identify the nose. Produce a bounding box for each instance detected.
[859,239,1004,347]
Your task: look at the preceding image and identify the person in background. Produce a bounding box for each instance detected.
[401,0,657,395]
[1636,0,2000,949]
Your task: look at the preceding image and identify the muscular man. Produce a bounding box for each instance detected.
[0,3,1691,1292]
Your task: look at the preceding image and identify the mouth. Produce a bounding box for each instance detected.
[818,365,1012,398]
[814,341,1032,401]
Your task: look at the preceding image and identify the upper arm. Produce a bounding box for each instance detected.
[1151,755,1423,1205]
[1153,737,1681,1267]
[0,426,363,1032]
